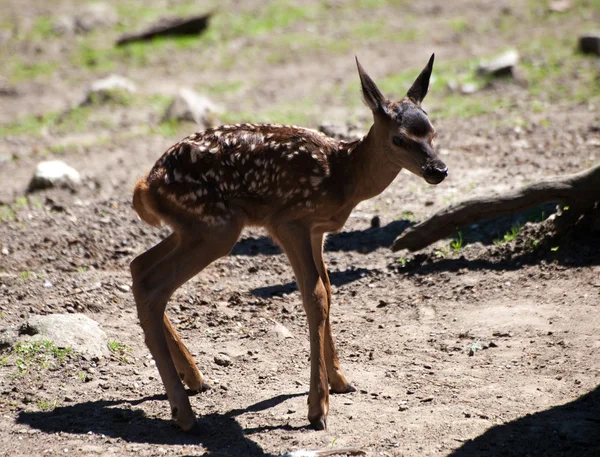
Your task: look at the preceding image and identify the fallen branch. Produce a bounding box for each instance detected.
[116,13,211,46]
[392,164,600,252]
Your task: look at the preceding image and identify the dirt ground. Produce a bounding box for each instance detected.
[1,1,599,456]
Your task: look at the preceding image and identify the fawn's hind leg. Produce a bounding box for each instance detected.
[131,219,242,431]
[130,233,207,391]
[311,232,355,394]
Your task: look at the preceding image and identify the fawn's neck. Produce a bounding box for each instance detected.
[343,125,402,204]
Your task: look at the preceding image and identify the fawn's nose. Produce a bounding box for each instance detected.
[423,163,448,185]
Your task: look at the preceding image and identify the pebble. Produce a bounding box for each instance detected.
[116,284,130,293]
[214,354,232,367]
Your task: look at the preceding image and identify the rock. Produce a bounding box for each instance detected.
[477,50,519,77]
[163,88,219,127]
[319,121,363,141]
[271,322,294,339]
[21,314,109,358]
[370,215,381,229]
[52,16,76,36]
[214,354,232,367]
[74,3,118,33]
[28,160,82,192]
[0,327,18,350]
[549,0,571,13]
[579,33,600,56]
[82,74,137,105]
[460,82,479,94]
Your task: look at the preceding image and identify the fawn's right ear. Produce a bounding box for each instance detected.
[356,57,386,113]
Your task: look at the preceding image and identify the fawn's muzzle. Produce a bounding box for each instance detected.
[423,161,448,185]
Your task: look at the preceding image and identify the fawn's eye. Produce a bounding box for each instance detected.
[392,136,406,147]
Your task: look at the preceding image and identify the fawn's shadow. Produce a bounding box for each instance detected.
[17,392,306,456]
[450,385,600,457]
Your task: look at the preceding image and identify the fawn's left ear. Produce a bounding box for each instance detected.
[406,53,435,105]
[356,56,387,113]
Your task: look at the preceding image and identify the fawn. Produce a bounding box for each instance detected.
[130,55,447,432]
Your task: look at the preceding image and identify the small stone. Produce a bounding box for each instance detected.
[549,0,571,12]
[163,88,219,128]
[1,247,9,255]
[370,215,381,229]
[460,82,479,94]
[579,33,600,56]
[271,322,294,339]
[82,75,137,105]
[398,405,408,412]
[318,121,363,141]
[116,284,130,293]
[477,50,519,77]
[214,354,232,367]
[74,3,118,33]
[43,280,53,288]
[28,160,82,191]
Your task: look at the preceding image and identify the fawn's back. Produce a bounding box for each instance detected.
[134,123,361,228]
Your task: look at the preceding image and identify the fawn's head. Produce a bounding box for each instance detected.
[356,55,448,185]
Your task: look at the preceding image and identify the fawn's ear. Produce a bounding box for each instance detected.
[406,53,435,104]
[356,57,386,113]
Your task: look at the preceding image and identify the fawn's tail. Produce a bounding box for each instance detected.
[132,179,162,227]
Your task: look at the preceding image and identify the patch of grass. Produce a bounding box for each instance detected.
[12,340,72,374]
[398,210,415,222]
[37,399,58,411]
[20,270,36,280]
[449,17,470,33]
[0,205,16,223]
[0,106,91,138]
[450,231,464,253]
[107,340,129,354]
[494,223,524,245]
[7,60,59,83]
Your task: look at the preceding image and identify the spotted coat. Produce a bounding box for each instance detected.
[146,123,362,223]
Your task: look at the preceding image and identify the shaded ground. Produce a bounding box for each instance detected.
[1,0,599,456]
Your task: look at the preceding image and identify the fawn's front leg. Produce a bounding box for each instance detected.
[271,224,329,430]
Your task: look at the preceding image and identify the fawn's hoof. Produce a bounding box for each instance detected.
[331,383,356,394]
[309,417,327,431]
[182,419,205,435]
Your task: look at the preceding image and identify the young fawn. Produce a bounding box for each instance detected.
[130,55,447,432]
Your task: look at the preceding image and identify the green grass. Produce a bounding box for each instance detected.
[494,223,524,245]
[0,205,16,223]
[36,399,58,411]
[450,231,464,252]
[107,340,129,354]
[0,106,91,138]
[11,340,72,374]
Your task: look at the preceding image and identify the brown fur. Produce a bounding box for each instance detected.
[129,56,447,433]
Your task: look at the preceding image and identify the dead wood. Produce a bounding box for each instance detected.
[116,13,211,46]
[391,164,600,252]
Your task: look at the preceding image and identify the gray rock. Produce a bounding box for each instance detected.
[75,3,118,33]
[28,160,82,191]
[319,121,364,141]
[52,16,76,36]
[460,82,479,94]
[22,314,109,358]
[477,50,519,77]
[82,74,137,105]
[0,326,18,350]
[271,322,294,339]
[163,88,219,127]
[214,354,232,367]
[579,33,600,56]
